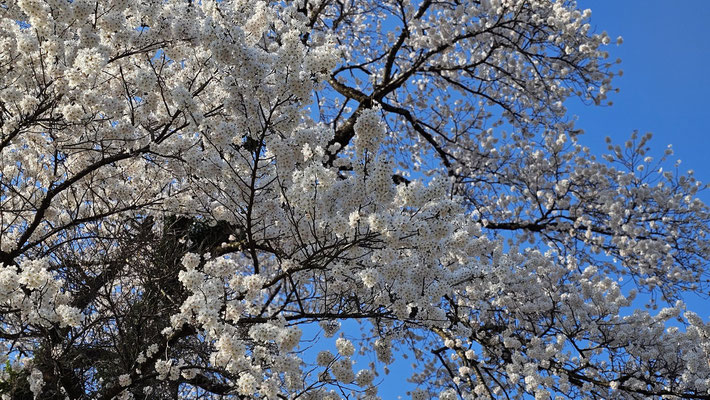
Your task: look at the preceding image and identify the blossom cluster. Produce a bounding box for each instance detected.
[0,259,82,329]
[0,0,708,399]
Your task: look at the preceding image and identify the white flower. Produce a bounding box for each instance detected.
[355,369,374,387]
[353,107,385,155]
[74,48,107,75]
[360,268,378,288]
[116,390,134,400]
[237,373,257,395]
[335,338,355,357]
[182,253,201,270]
[316,350,334,366]
[331,359,354,383]
[278,327,302,352]
[182,368,198,380]
[147,344,159,357]
[56,305,83,327]
[118,374,132,387]
[411,388,427,400]
[319,320,340,338]
[29,368,45,399]
[439,389,457,400]
[154,359,173,380]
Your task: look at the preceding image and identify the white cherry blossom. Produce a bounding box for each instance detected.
[0,0,707,399]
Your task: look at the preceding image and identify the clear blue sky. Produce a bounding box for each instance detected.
[573,0,710,193]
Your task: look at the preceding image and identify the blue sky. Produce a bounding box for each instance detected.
[573,0,710,194]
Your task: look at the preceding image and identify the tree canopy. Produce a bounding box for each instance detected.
[0,0,709,399]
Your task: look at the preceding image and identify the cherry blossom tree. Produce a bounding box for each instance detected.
[1,0,709,399]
